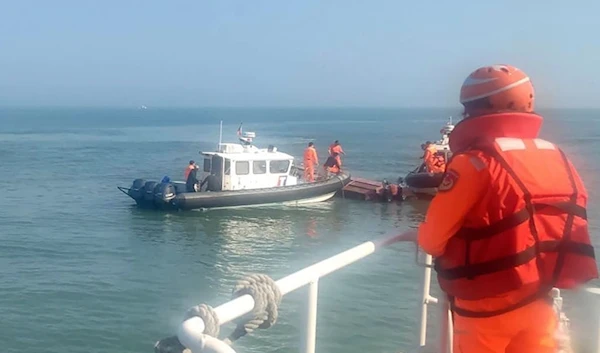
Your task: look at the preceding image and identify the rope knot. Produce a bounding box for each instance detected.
[184,303,220,338]
[228,273,282,342]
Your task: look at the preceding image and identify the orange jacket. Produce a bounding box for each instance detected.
[423,145,445,173]
[329,144,344,156]
[184,165,194,180]
[418,112,598,317]
[303,147,318,167]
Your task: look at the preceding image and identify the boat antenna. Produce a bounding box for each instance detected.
[218,120,223,150]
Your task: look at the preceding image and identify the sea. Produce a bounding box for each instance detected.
[1,107,600,353]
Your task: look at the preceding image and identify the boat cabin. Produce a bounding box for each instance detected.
[432,116,455,151]
[200,137,298,191]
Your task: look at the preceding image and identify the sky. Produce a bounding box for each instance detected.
[1,0,599,108]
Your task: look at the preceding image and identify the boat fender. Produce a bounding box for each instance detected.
[128,178,146,201]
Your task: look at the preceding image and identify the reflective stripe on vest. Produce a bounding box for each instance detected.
[434,137,597,318]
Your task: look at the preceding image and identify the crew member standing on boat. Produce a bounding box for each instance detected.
[184,160,196,180]
[303,142,319,182]
[329,140,345,168]
[185,163,200,192]
[401,64,598,353]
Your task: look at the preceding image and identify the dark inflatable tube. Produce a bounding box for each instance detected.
[175,174,350,210]
[404,171,445,189]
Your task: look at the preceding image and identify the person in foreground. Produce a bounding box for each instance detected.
[400,64,598,353]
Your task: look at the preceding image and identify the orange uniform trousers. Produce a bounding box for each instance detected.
[453,298,557,353]
[304,165,315,182]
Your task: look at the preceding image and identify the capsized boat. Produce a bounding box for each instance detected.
[118,129,351,211]
[400,117,454,199]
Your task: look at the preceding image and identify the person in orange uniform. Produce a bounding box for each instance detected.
[329,140,345,167]
[184,160,196,180]
[422,141,446,173]
[400,64,598,353]
[303,142,319,182]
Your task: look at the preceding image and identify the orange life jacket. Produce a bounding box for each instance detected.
[431,153,446,172]
[330,144,343,156]
[435,136,597,317]
[184,165,194,180]
[424,146,446,173]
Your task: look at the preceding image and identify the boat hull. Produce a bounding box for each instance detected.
[120,173,351,211]
[401,170,445,199]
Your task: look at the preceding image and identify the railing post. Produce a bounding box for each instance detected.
[582,287,600,353]
[301,279,319,353]
[438,294,453,353]
[418,253,433,350]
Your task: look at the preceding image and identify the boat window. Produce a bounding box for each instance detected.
[203,158,211,173]
[269,160,290,174]
[235,161,249,175]
[224,159,231,175]
[253,160,267,174]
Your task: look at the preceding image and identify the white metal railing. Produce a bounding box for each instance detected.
[157,233,600,353]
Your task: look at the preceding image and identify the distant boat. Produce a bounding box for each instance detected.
[117,128,350,211]
[399,116,455,199]
[139,105,147,110]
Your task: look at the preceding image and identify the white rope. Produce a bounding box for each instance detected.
[154,273,282,353]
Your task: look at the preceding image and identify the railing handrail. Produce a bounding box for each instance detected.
[158,232,597,353]
[168,233,417,353]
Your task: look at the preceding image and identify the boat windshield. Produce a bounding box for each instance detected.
[269,160,290,174]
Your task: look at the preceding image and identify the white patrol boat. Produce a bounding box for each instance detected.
[118,126,351,211]
[432,116,454,152]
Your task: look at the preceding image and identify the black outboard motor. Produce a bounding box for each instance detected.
[154,182,178,210]
[128,178,146,201]
[142,181,158,207]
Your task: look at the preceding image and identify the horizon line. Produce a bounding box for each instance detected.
[1,105,599,110]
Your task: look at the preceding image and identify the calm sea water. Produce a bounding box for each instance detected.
[1,107,599,353]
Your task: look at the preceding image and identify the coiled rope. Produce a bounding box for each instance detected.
[154,273,282,353]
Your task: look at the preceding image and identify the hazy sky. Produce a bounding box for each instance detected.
[1,1,598,108]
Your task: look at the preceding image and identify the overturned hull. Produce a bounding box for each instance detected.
[118,173,351,211]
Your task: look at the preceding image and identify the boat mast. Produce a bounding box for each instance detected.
[218,120,223,150]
